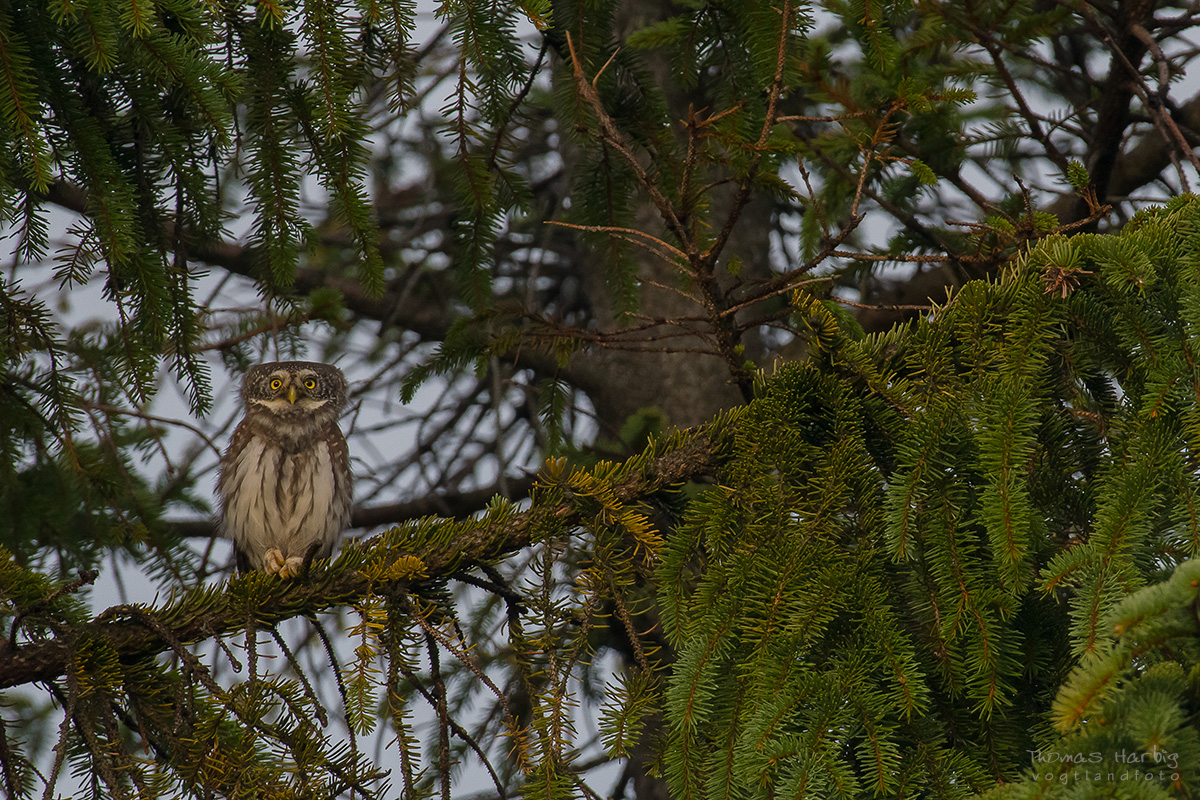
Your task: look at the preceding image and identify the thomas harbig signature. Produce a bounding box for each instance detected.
[1028,748,1180,784]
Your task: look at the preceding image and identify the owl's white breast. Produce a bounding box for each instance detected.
[221,432,348,570]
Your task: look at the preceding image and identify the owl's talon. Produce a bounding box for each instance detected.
[263,548,287,576]
[278,556,306,580]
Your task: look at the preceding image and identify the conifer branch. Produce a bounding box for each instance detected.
[702,0,794,267]
[970,24,1072,176]
[0,432,718,690]
[720,217,863,320]
[564,32,690,255]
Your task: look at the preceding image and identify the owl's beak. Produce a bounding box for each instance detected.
[286,386,298,404]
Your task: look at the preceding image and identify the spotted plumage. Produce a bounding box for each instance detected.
[218,361,351,577]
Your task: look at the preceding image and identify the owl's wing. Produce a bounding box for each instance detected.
[217,420,255,496]
[221,420,261,575]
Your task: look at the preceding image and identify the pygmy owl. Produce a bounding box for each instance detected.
[218,361,352,578]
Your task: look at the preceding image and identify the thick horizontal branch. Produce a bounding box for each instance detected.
[0,432,717,689]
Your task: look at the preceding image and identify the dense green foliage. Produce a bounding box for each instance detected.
[0,0,1183,562]
[655,196,1200,800]
[8,198,1200,797]
[5,0,1200,798]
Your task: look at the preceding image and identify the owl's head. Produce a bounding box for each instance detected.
[242,361,348,429]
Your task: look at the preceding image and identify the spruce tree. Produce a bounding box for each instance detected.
[3,1,1200,799]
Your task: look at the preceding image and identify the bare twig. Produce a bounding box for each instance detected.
[704,0,795,265]
[1078,3,1200,187]
[82,402,224,459]
[832,297,933,312]
[546,221,689,265]
[563,33,689,251]
[721,216,863,319]
[971,24,1072,174]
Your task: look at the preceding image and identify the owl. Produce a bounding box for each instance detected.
[218,361,352,578]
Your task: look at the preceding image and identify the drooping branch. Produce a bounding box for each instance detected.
[42,181,456,344]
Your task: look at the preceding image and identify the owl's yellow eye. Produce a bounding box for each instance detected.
[304,379,317,390]
[270,379,283,391]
